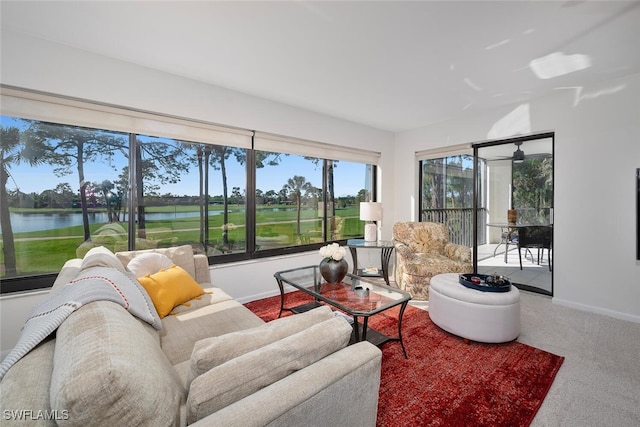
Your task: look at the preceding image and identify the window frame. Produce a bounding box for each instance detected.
[0,87,379,292]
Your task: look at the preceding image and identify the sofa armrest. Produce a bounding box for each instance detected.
[193,254,210,284]
[190,341,382,427]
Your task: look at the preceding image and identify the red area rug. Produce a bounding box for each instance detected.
[244,291,564,427]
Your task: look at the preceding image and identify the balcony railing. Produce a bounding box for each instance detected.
[421,208,486,247]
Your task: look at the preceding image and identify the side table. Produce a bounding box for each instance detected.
[346,239,394,287]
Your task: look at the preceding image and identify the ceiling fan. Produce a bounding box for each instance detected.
[513,141,525,163]
[485,141,552,162]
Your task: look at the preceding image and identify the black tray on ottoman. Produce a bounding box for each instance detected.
[459,273,512,292]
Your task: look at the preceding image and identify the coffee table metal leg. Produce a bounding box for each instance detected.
[276,278,285,318]
[362,317,369,341]
[397,301,408,358]
[353,315,360,342]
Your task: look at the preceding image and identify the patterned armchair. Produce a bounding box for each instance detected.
[393,222,472,300]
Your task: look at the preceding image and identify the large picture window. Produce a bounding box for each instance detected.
[0,89,379,291]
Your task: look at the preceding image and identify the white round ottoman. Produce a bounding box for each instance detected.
[429,273,521,343]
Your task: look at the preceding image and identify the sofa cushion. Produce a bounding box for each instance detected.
[50,301,184,427]
[161,298,264,365]
[0,338,56,425]
[137,265,205,318]
[80,245,126,272]
[188,305,334,385]
[116,245,197,279]
[186,316,352,424]
[127,252,173,278]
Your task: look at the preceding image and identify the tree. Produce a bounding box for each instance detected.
[231,187,243,205]
[264,190,277,205]
[513,157,553,223]
[207,147,281,249]
[95,180,117,222]
[445,156,473,209]
[421,158,445,210]
[134,137,189,239]
[208,146,234,248]
[283,175,313,236]
[305,158,339,237]
[52,183,75,208]
[0,126,21,275]
[21,121,127,241]
[356,188,369,204]
[255,189,264,205]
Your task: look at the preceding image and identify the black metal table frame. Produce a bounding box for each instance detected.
[346,239,395,287]
[274,267,409,358]
[487,223,547,264]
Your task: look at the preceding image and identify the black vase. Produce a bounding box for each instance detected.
[319,258,348,284]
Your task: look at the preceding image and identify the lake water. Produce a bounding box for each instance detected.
[4,207,295,234]
[5,211,210,234]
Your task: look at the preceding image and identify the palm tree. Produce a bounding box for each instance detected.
[0,126,21,275]
[283,175,313,236]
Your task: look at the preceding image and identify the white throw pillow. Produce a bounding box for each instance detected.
[127,252,173,278]
[81,246,125,272]
[116,245,197,279]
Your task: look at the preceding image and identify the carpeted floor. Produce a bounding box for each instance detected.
[244,290,565,427]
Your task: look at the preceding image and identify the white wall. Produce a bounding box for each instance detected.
[395,72,640,322]
[0,31,393,355]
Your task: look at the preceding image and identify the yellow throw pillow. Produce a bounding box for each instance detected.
[137,265,204,318]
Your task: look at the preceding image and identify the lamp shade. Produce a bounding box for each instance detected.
[360,202,382,221]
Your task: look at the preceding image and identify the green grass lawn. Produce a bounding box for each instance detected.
[1,205,363,278]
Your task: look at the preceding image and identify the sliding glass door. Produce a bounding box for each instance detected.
[474,133,554,296]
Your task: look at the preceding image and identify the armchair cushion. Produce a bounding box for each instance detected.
[393,222,472,300]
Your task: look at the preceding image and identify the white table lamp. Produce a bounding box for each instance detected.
[360,202,382,242]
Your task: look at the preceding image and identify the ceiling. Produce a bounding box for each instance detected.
[2,1,640,133]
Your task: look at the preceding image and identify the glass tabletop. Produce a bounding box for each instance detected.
[346,238,394,248]
[274,265,411,317]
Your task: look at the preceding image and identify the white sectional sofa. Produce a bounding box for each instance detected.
[0,245,382,426]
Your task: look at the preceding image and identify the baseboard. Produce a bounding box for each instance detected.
[552,297,640,324]
[235,285,298,304]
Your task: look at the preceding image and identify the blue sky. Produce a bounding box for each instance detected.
[2,116,368,198]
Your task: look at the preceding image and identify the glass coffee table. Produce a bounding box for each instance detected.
[274,265,411,358]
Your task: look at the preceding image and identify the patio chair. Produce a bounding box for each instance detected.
[517,225,552,271]
[392,222,472,300]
